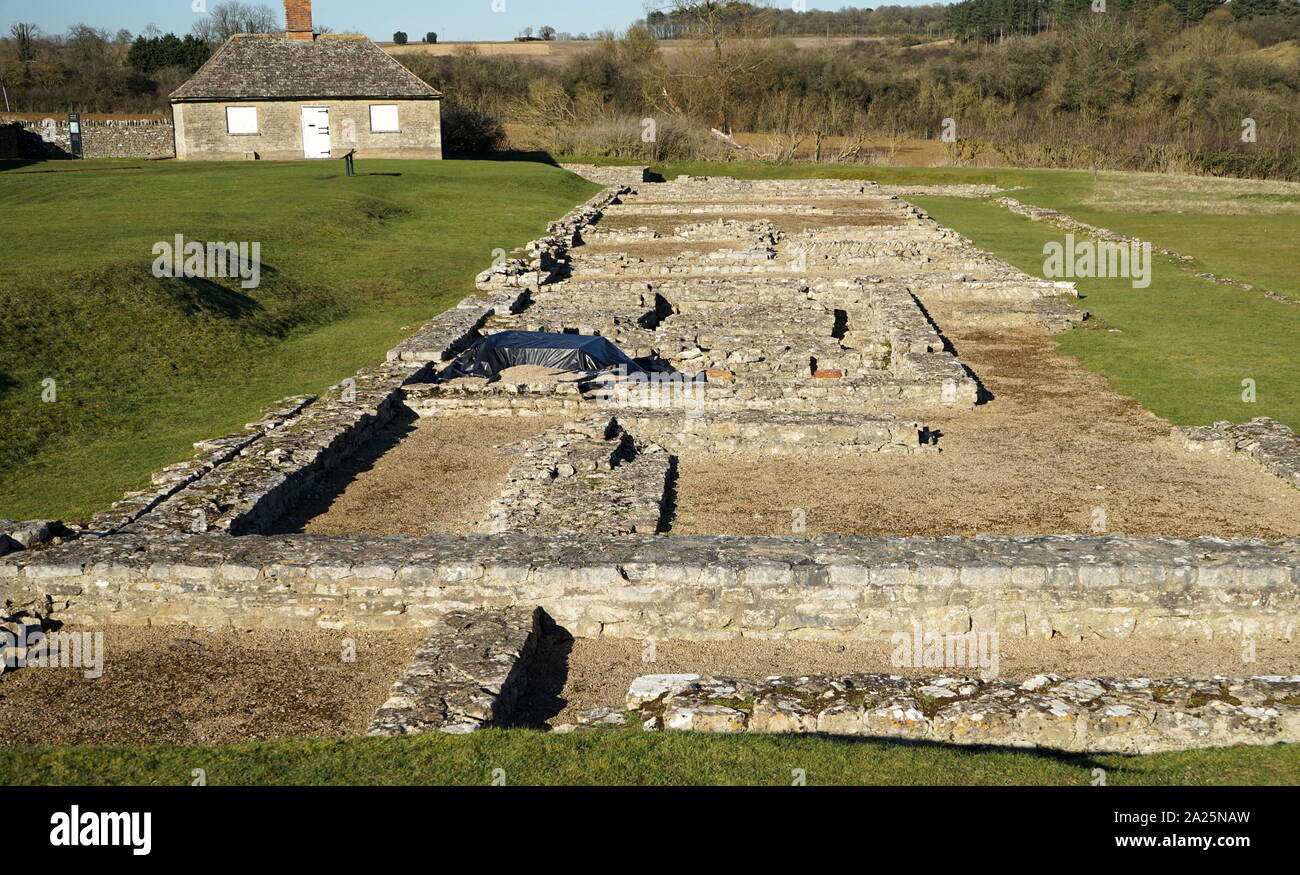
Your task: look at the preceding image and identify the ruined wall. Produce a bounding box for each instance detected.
[560,164,651,186]
[1,177,1295,650]
[3,533,1296,641]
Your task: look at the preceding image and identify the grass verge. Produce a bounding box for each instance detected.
[2,729,1296,786]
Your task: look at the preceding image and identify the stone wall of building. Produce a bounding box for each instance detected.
[173,98,441,160]
[1172,418,1299,489]
[368,607,540,735]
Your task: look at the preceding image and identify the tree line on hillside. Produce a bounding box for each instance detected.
[4,0,1300,180]
[642,3,948,40]
[0,2,328,113]
[945,0,1297,42]
[403,2,1300,179]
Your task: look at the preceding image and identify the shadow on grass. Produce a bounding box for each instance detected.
[448,150,561,167]
[175,275,267,320]
[0,158,43,172]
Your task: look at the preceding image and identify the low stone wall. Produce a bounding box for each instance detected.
[560,164,650,186]
[614,409,934,455]
[368,607,539,735]
[482,416,670,535]
[116,363,428,536]
[1172,418,1298,489]
[610,672,1300,754]
[3,119,175,159]
[3,533,1296,641]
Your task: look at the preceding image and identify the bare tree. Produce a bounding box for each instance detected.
[658,1,776,134]
[9,23,39,83]
[192,2,280,44]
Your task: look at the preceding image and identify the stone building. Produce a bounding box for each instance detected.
[170,0,442,161]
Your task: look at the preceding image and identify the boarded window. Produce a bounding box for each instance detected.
[226,106,258,135]
[370,104,400,132]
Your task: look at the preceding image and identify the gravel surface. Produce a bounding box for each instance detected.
[672,326,1300,538]
[0,626,422,747]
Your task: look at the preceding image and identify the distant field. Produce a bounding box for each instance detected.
[0,157,599,522]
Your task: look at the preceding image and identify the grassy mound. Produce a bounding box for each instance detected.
[0,158,599,521]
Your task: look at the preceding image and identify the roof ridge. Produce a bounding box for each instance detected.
[168,33,240,100]
[169,33,442,102]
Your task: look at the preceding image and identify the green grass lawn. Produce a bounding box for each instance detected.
[0,157,600,522]
[2,729,1296,786]
[909,195,1300,431]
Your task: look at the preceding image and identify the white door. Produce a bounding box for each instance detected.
[301,106,331,158]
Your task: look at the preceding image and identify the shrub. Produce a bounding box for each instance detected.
[544,115,727,162]
[440,101,507,155]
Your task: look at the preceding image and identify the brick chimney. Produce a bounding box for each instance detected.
[285,0,314,40]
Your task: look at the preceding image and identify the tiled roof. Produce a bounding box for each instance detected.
[171,34,441,101]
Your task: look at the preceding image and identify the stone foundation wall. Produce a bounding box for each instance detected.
[482,416,670,535]
[368,607,539,735]
[614,672,1300,754]
[560,164,651,186]
[1172,418,1299,489]
[3,534,1296,641]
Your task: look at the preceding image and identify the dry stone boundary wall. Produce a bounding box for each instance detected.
[1,119,175,159]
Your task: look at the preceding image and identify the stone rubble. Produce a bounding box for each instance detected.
[482,415,670,535]
[0,606,52,675]
[607,671,1300,754]
[0,520,77,556]
[1173,418,1300,489]
[368,607,540,735]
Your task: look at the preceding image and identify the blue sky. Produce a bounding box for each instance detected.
[0,1,906,43]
